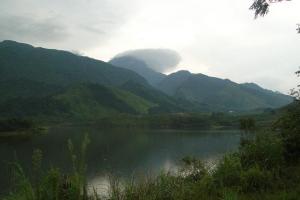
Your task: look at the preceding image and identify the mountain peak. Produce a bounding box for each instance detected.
[0,40,34,48]
[241,82,264,91]
[109,55,166,86]
[174,70,192,75]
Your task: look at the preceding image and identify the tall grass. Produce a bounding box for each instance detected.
[4,134,93,200]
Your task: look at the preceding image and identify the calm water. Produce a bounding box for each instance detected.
[0,126,242,195]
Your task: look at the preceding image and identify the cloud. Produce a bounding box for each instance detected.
[0,15,68,43]
[0,0,141,50]
[113,49,181,72]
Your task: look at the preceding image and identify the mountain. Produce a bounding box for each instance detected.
[120,81,185,113]
[157,70,293,112]
[0,82,157,119]
[0,40,293,118]
[109,56,166,86]
[0,40,147,86]
[0,40,184,119]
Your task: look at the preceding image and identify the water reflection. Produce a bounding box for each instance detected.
[0,127,241,195]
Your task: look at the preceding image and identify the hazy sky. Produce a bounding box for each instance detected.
[1,0,299,93]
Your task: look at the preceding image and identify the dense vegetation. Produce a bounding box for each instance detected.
[0,40,187,119]
[0,41,147,87]
[95,113,236,130]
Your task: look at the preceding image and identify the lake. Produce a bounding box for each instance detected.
[0,126,242,195]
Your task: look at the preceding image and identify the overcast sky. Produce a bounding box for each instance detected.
[1,0,299,93]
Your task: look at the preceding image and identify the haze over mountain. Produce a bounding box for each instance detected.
[111,53,293,112]
[109,56,166,86]
[112,49,181,73]
[158,70,293,111]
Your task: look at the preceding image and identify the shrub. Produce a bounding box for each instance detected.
[275,102,300,163]
[239,133,284,170]
[241,165,272,193]
[213,154,242,189]
[180,156,207,181]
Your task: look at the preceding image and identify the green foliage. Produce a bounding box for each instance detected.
[5,134,92,200]
[0,40,188,119]
[0,83,159,120]
[214,154,242,188]
[180,156,207,181]
[95,113,222,130]
[239,118,256,132]
[275,101,300,162]
[240,165,272,193]
[0,40,146,87]
[0,40,292,119]
[239,133,284,170]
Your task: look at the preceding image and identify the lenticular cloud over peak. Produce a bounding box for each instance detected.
[113,49,181,73]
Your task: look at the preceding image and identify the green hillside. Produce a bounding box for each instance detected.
[0,83,157,120]
[0,40,147,86]
[0,41,184,119]
[0,40,293,119]
[120,81,185,113]
[158,71,293,112]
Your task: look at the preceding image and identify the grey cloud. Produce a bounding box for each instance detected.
[81,25,106,35]
[114,49,181,73]
[0,15,68,43]
[0,0,139,50]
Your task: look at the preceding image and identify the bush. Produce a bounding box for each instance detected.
[239,133,284,170]
[214,154,242,189]
[275,102,300,163]
[240,118,256,132]
[241,165,272,193]
[180,156,207,181]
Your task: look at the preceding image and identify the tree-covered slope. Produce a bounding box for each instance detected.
[120,81,185,113]
[0,40,147,86]
[0,41,185,119]
[158,71,293,111]
[0,40,292,117]
[0,83,157,119]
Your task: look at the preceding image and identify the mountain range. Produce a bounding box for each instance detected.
[110,55,293,112]
[0,40,183,119]
[0,40,293,119]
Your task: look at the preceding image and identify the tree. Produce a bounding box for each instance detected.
[290,69,300,100]
[240,118,256,133]
[250,1,299,33]
[250,0,291,18]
